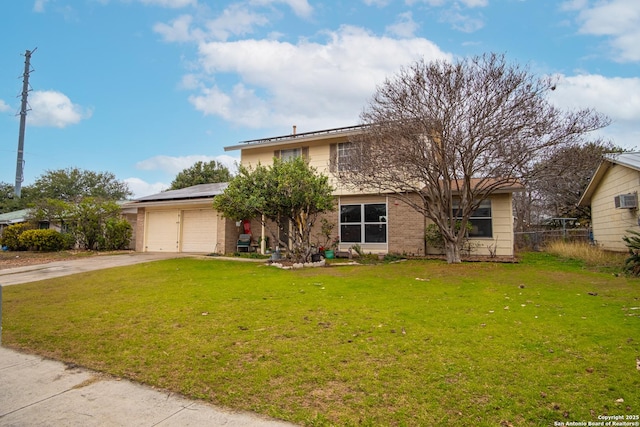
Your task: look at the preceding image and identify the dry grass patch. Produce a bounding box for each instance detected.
[544,240,626,271]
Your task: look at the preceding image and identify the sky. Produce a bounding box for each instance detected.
[1,0,639,198]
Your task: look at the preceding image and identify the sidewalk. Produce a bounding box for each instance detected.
[0,346,296,426]
[0,253,294,426]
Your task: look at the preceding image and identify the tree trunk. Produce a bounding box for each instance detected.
[444,239,462,264]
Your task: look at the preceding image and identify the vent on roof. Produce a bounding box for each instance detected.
[614,193,637,209]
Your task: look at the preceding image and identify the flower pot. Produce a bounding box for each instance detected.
[311,253,322,262]
[324,249,334,259]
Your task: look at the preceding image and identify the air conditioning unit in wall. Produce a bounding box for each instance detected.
[614,193,637,209]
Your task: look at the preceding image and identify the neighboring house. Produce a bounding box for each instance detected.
[578,152,640,252]
[0,208,53,236]
[224,125,522,257]
[126,183,237,254]
[0,205,138,250]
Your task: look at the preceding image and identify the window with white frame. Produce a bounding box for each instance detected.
[454,199,492,238]
[337,142,357,171]
[340,203,387,243]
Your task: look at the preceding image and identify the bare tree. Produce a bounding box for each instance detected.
[514,141,622,230]
[339,53,610,263]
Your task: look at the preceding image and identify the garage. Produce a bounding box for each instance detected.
[180,209,218,253]
[128,183,235,255]
[145,210,179,252]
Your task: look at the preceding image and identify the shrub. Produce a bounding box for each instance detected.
[98,218,132,250]
[18,229,66,252]
[1,223,31,251]
[623,230,640,276]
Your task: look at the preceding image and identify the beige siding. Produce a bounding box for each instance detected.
[238,134,516,257]
[590,164,640,251]
[240,135,360,196]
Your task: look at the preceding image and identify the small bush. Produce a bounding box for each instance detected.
[18,229,66,252]
[623,230,640,275]
[99,218,132,250]
[1,223,31,251]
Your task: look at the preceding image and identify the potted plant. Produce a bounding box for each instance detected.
[319,219,338,259]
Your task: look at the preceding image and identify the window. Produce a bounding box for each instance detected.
[275,147,308,161]
[337,142,357,171]
[330,142,359,172]
[340,203,387,243]
[454,199,492,238]
[280,148,301,161]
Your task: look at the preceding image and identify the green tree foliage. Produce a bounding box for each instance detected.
[169,160,233,190]
[26,167,131,203]
[100,217,133,251]
[213,157,334,262]
[67,198,126,250]
[0,182,27,214]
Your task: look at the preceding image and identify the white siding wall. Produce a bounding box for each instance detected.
[590,164,640,251]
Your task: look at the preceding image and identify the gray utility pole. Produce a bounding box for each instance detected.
[15,49,35,198]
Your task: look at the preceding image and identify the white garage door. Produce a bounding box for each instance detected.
[145,210,179,252]
[181,209,218,253]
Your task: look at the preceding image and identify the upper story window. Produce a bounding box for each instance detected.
[453,199,492,238]
[330,142,359,173]
[274,147,308,161]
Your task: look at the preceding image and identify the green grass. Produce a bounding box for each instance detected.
[2,253,639,426]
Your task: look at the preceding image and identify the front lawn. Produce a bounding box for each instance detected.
[2,253,639,426]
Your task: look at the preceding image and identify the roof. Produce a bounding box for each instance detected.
[224,125,364,151]
[578,152,640,206]
[0,208,31,225]
[130,183,229,203]
[448,178,525,194]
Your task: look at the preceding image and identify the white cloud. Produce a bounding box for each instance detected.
[440,9,484,33]
[33,0,50,12]
[28,90,92,128]
[154,5,270,43]
[363,0,391,6]
[135,154,239,175]
[204,4,270,41]
[405,0,487,7]
[188,26,451,129]
[570,0,640,62]
[0,99,11,113]
[386,12,419,38]
[154,14,198,42]
[124,177,168,199]
[560,0,588,12]
[138,0,197,8]
[249,0,313,18]
[548,73,640,149]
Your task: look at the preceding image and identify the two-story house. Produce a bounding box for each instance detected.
[225,125,521,258]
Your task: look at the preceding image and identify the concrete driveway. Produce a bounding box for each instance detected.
[0,252,295,427]
[0,252,192,286]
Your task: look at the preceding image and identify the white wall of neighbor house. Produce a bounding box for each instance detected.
[590,164,640,252]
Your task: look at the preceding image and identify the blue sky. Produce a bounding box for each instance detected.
[1,0,639,198]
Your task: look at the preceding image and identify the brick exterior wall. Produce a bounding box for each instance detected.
[387,194,426,256]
